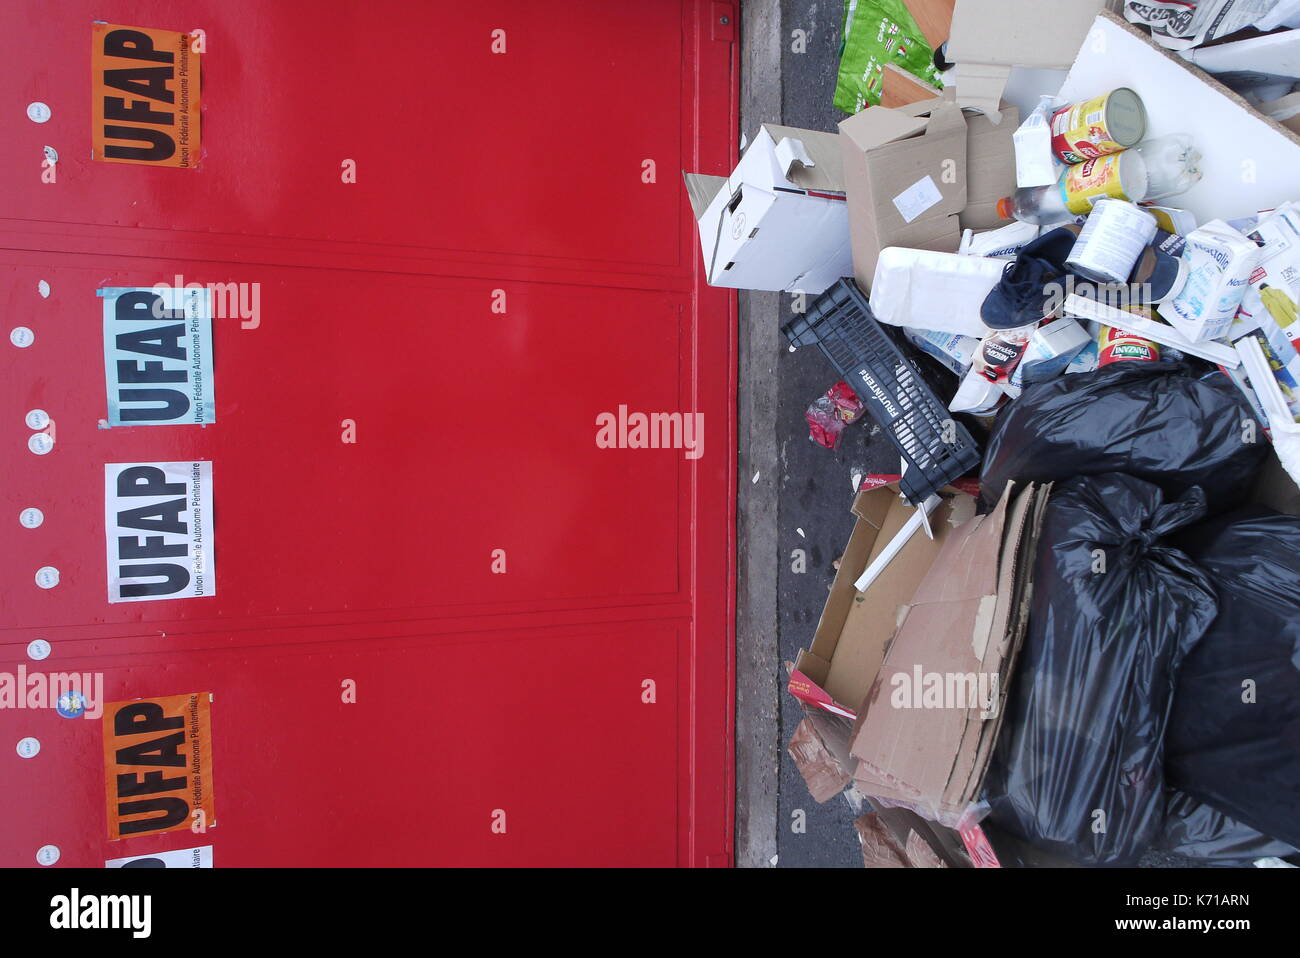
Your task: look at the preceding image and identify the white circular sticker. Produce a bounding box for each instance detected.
[17,737,40,759]
[19,507,44,529]
[26,638,51,660]
[28,432,54,455]
[26,102,51,123]
[38,280,50,298]
[25,409,50,430]
[10,326,34,348]
[34,566,60,589]
[36,845,60,866]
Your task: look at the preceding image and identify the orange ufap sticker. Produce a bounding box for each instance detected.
[91,23,201,168]
[103,692,215,840]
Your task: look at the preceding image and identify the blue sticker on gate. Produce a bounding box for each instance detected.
[56,690,86,719]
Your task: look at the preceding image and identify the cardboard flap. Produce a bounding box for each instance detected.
[838,108,932,153]
[945,0,1108,119]
[898,98,966,136]
[760,123,845,191]
[682,172,727,220]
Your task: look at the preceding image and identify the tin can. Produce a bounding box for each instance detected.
[1098,321,1161,365]
[1058,151,1147,215]
[1050,88,1147,165]
[1066,199,1158,284]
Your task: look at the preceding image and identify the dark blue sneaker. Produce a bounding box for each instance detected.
[980,225,1082,329]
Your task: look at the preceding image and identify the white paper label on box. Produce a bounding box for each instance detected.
[104,461,215,603]
[106,845,214,868]
[892,175,944,224]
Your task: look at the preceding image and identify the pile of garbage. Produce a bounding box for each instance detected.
[690,1,1300,868]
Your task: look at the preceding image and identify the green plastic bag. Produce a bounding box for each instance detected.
[835,0,943,114]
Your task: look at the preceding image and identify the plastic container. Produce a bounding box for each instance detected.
[1131,134,1202,202]
[782,279,982,504]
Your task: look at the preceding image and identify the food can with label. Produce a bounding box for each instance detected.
[1066,199,1158,284]
[1050,88,1147,165]
[1098,321,1161,365]
[1058,150,1147,215]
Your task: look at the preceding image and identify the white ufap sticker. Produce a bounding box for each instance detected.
[101,286,216,426]
[25,409,50,430]
[10,326,35,348]
[104,461,215,602]
[20,507,45,528]
[27,102,51,123]
[891,175,945,224]
[106,845,213,868]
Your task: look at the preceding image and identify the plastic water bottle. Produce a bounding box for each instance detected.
[1132,134,1202,202]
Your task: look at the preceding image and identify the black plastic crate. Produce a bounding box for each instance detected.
[783,278,981,504]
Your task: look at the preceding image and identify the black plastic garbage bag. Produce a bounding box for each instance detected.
[984,474,1217,866]
[980,363,1266,514]
[1157,791,1299,866]
[1166,507,1300,850]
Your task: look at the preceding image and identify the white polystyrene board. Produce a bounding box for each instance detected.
[1058,13,1300,223]
[1184,29,1300,81]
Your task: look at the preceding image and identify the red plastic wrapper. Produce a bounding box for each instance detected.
[806,381,865,449]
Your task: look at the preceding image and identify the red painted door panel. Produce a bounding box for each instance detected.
[0,0,736,867]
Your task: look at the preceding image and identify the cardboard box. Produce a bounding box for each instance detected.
[838,93,1018,290]
[839,100,968,291]
[683,124,850,293]
[787,479,976,718]
[848,481,1049,826]
[945,0,1111,122]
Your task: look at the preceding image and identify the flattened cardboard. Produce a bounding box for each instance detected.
[881,63,942,108]
[849,482,1048,823]
[789,481,971,718]
[1258,91,1300,135]
[788,717,852,803]
[839,100,968,291]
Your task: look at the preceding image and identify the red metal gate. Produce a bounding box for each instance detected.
[1,0,736,867]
